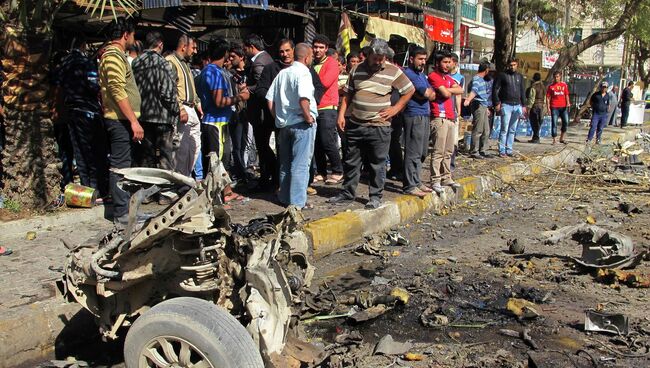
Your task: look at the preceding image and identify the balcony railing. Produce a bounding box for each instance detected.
[481,6,494,26]
[426,1,494,26]
[427,0,454,14]
[461,2,477,21]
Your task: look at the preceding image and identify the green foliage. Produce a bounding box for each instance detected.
[629,2,650,43]
[3,198,22,213]
[2,0,139,30]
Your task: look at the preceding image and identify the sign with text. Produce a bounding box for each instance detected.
[542,50,559,69]
[424,14,468,47]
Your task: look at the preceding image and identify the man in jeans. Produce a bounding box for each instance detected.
[402,46,435,197]
[428,51,464,194]
[492,59,526,157]
[545,71,570,144]
[464,62,492,158]
[98,17,143,224]
[132,32,179,175]
[311,34,343,185]
[265,43,317,209]
[328,38,414,209]
[586,81,611,144]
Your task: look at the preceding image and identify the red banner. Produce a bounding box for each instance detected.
[424,14,468,47]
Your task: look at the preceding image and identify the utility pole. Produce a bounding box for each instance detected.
[454,0,462,54]
[564,0,571,85]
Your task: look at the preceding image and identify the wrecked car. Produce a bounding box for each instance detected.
[59,154,315,367]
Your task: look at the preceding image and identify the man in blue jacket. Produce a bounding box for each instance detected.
[586,81,611,144]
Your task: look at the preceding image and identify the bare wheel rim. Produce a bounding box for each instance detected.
[139,336,216,368]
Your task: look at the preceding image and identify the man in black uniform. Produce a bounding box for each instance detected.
[620,81,634,128]
[53,37,109,199]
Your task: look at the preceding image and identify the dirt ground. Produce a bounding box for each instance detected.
[29,144,650,368]
[309,157,650,367]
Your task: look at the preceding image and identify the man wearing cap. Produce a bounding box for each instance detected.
[586,81,611,144]
[328,38,415,209]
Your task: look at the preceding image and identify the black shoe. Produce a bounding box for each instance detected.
[252,180,274,193]
[470,153,484,159]
[528,138,540,143]
[386,171,403,181]
[365,198,382,209]
[479,152,493,158]
[327,193,354,205]
[514,138,522,143]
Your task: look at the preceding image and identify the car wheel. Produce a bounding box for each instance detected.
[124,297,264,368]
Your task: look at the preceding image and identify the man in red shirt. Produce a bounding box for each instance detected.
[546,71,571,144]
[312,34,343,185]
[428,50,464,194]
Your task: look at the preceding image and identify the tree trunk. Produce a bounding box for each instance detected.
[1,26,61,208]
[545,0,643,83]
[636,40,650,87]
[492,0,513,72]
[572,75,605,124]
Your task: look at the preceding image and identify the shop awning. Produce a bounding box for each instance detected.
[363,16,425,46]
[424,14,468,47]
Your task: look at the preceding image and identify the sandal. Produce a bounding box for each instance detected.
[0,246,13,256]
[325,174,344,185]
[313,175,325,183]
[223,192,246,203]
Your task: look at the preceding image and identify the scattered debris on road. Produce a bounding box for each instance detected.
[373,334,413,356]
[584,309,629,335]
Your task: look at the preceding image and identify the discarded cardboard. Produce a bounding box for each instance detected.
[374,335,413,356]
[506,298,540,319]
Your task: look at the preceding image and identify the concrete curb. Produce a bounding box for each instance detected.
[0,205,109,237]
[305,127,642,258]
[0,301,82,368]
[0,127,643,367]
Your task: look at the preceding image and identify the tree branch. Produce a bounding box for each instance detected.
[545,0,643,83]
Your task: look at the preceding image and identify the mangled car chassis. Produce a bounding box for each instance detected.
[60,154,315,367]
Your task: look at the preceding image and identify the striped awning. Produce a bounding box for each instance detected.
[143,0,181,9]
[144,0,268,10]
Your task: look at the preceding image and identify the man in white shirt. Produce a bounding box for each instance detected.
[266,43,318,210]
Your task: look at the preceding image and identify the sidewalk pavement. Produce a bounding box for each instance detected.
[0,122,645,367]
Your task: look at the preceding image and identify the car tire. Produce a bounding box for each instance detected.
[124,297,264,368]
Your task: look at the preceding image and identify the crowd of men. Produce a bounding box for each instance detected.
[49,16,636,224]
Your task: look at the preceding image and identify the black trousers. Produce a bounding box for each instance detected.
[250,102,277,186]
[54,119,74,191]
[528,106,543,140]
[132,121,174,171]
[228,111,249,181]
[105,119,134,219]
[314,109,343,176]
[201,123,232,173]
[388,114,404,175]
[621,104,630,127]
[402,115,430,192]
[341,123,391,200]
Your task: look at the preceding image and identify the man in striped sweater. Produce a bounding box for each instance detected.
[328,38,414,209]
